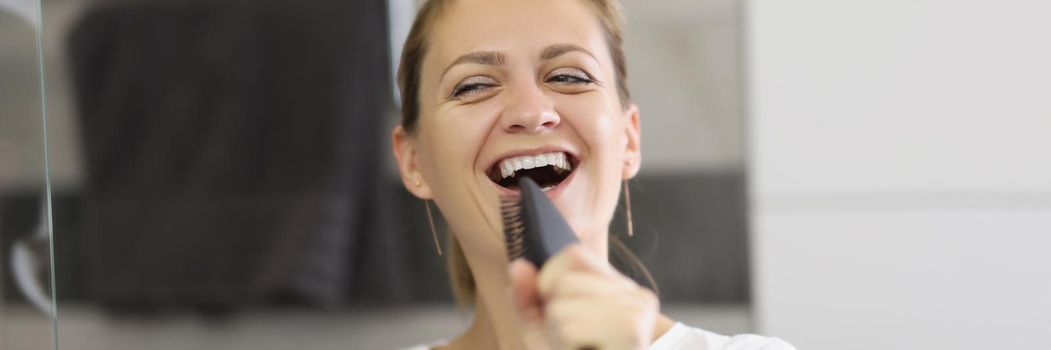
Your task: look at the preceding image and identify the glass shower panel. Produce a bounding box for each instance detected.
[0,0,58,349]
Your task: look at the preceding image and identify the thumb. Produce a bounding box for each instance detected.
[509,258,543,323]
[509,258,548,349]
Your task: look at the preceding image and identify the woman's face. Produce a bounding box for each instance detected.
[394,0,641,260]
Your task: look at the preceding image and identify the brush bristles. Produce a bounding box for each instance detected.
[501,196,526,261]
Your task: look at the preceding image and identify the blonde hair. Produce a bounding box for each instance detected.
[397,0,654,305]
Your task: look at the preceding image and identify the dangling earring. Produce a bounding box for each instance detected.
[424,200,443,256]
[623,179,634,237]
[414,176,442,255]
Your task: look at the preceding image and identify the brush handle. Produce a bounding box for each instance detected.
[517,177,580,268]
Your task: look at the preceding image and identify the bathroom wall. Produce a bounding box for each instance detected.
[746,0,1051,348]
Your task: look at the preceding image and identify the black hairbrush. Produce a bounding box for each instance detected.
[501,177,580,267]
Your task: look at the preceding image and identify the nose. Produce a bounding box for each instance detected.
[500,83,560,134]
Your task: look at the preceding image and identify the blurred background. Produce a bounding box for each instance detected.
[2,0,1049,349]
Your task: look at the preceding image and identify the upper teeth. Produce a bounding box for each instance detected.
[499,152,572,179]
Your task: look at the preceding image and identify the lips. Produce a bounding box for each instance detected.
[485,148,580,194]
[494,151,572,179]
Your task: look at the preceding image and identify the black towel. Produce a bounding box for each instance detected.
[68,0,406,309]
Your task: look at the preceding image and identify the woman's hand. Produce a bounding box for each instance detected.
[509,245,660,350]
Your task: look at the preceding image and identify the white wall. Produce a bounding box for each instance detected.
[746,0,1051,348]
[623,0,744,173]
[0,1,85,192]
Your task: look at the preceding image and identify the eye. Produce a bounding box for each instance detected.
[451,76,499,98]
[545,67,594,85]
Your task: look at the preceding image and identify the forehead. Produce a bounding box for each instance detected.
[425,0,611,72]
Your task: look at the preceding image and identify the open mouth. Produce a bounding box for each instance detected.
[486,151,579,192]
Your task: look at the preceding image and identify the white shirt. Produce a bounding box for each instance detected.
[400,322,796,350]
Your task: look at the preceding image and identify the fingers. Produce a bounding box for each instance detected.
[509,259,553,349]
[545,297,655,350]
[509,258,543,322]
[545,271,640,300]
[511,246,659,350]
[537,245,625,300]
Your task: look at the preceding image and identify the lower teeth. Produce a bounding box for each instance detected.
[542,185,555,191]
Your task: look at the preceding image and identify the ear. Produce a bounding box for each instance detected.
[392,125,434,199]
[622,103,642,179]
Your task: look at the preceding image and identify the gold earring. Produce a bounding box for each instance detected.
[414,177,422,187]
[424,200,443,256]
[623,179,634,237]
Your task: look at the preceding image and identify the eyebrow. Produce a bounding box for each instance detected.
[439,44,597,83]
[539,44,596,61]
[439,51,506,83]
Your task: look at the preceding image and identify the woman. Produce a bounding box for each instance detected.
[392,0,796,349]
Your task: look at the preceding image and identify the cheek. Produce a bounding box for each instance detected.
[556,95,625,166]
[418,107,508,258]
[555,96,628,228]
[417,106,497,194]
